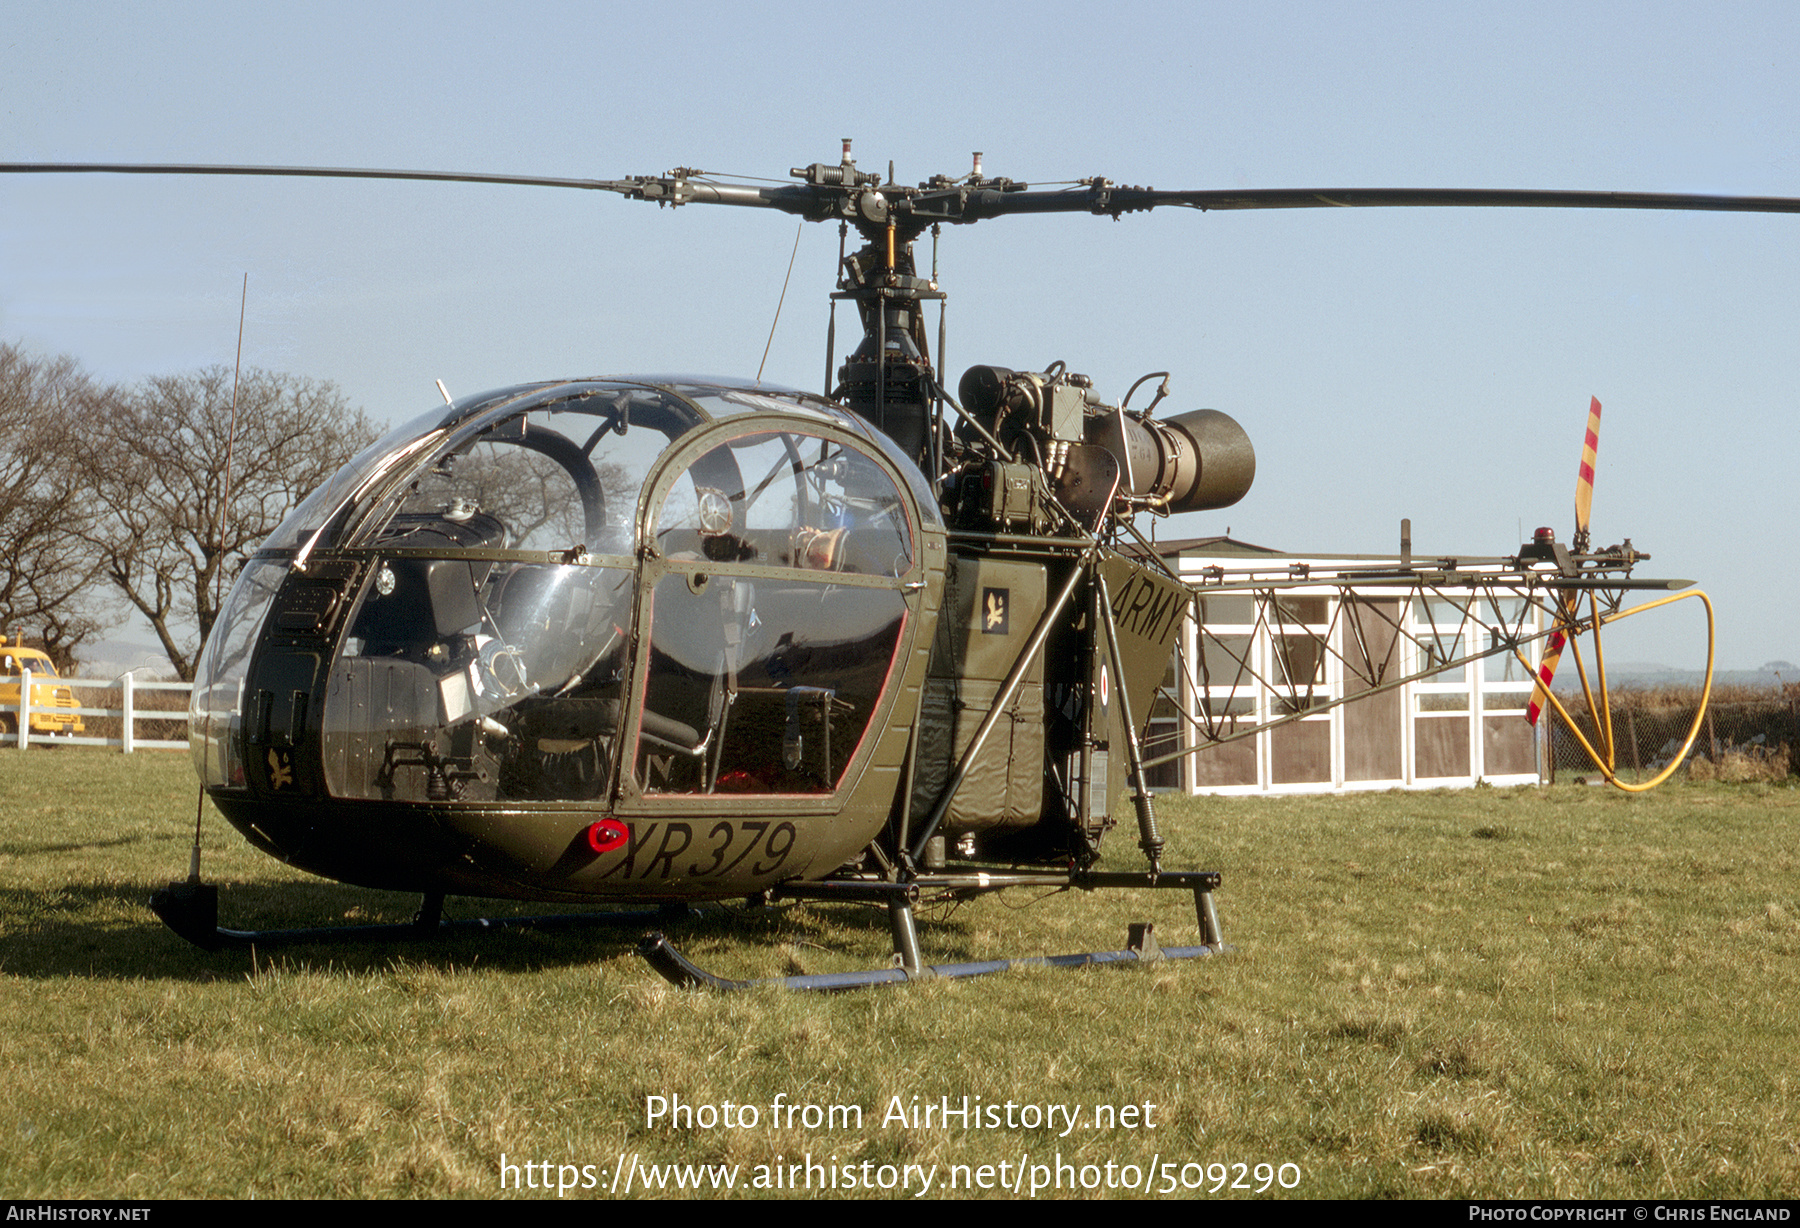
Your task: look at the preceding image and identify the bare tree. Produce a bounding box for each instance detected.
[436,443,633,552]
[0,343,110,670]
[78,367,378,679]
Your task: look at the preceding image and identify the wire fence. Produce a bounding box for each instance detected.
[1547,686,1798,782]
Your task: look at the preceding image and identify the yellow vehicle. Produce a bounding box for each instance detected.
[0,636,85,738]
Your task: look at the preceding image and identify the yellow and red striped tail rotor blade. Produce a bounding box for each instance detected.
[1529,398,1603,725]
[1526,627,1568,726]
[1574,396,1601,541]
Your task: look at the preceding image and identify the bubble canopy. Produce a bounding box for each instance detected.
[192,378,941,822]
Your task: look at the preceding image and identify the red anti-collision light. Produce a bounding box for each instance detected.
[586,818,629,854]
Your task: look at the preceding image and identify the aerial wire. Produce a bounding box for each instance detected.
[757,222,805,383]
[215,273,248,614]
[193,272,249,884]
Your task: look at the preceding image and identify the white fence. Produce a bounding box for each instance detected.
[2,670,191,752]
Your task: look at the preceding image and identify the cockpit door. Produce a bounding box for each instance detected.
[620,420,925,809]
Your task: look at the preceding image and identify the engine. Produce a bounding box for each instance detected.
[948,364,1255,533]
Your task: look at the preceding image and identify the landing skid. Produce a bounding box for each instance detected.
[148,879,691,951]
[639,867,1228,992]
[640,922,1221,992]
[149,867,1227,992]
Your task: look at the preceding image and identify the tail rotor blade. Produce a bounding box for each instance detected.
[1528,396,1602,725]
[1526,626,1567,727]
[1573,396,1601,552]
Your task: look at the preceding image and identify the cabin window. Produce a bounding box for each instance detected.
[635,429,912,796]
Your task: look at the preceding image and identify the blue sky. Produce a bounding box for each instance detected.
[3,0,1795,668]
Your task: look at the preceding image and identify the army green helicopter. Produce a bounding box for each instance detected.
[6,147,1791,989]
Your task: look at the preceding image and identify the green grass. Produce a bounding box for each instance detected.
[2,751,1797,1198]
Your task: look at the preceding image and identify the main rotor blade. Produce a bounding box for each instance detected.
[962,184,1800,218]
[0,161,630,189]
[0,162,809,212]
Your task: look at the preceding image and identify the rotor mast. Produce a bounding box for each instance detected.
[806,140,945,466]
[610,141,1016,469]
[634,140,964,467]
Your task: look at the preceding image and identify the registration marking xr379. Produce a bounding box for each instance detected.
[598,820,799,881]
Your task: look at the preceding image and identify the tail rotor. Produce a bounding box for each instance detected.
[1522,398,1715,791]
[1526,397,1601,728]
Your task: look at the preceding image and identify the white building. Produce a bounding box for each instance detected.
[1139,537,1545,795]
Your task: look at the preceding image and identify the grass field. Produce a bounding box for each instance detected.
[1,750,1795,1199]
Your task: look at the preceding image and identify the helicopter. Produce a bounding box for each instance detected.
[5,146,1792,990]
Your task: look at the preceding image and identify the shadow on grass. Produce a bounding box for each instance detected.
[0,876,984,982]
[0,833,166,857]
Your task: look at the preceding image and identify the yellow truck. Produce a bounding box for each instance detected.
[0,636,85,738]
